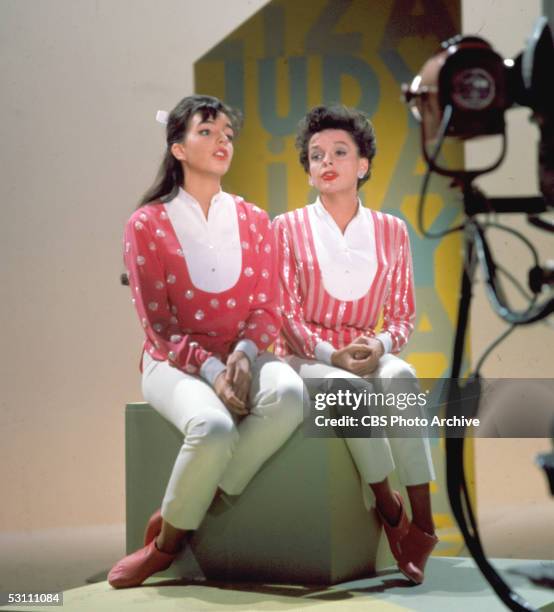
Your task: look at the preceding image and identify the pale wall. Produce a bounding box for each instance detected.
[0,0,270,531]
[0,0,551,532]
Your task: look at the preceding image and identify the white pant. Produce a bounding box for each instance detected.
[142,352,304,530]
[286,353,435,488]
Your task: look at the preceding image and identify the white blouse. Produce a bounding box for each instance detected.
[165,188,242,293]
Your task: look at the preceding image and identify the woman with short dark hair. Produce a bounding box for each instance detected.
[274,104,438,584]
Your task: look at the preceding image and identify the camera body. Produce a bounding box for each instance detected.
[405,36,509,141]
[403,18,554,208]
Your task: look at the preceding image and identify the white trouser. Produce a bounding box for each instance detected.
[142,352,304,530]
[286,353,435,489]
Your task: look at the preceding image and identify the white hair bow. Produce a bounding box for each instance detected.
[156,110,169,125]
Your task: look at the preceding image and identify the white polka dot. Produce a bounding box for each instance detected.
[195,310,205,321]
[136,255,145,265]
[208,331,217,337]
[142,318,148,328]
[148,302,158,311]
[248,294,254,304]
[210,299,219,308]
[261,333,269,343]
[253,205,261,212]
[267,324,277,333]
[153,323,163,332]
[238,321,246,330]
[154,280,164,290]
[264,244,271,253]
[168,351,176,361]
[248,323,257,330]
[176,248,184,257]
[149,242,156,251]
[156,229,165,238]
[258,234,264,243]
[185,290,194,300]
[134,221,144,230]
[167,274,176,284]
[261,269,269,279]
[241,241,249,250]
[160,211,168,220]
[139,212,147,221]
[244,267,254,277]
[149,347,155,354]
[171,305,178,314]
[170,316,178,324]
[255,309,263,315]
[250,223,257,232]
[190,341,198,348]
[170,334,182,342]
[125,242,131,253]
[258,293,267,303]
[185,364,197,374]
[325,312,332,320]
[239,212,247,221]
[227,298,236,309]
[131,297,136,305]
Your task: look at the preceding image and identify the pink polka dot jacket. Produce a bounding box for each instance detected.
[124,195,280,375]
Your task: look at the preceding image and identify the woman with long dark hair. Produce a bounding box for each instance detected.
[274,105,437,584]
[109,95,303,588]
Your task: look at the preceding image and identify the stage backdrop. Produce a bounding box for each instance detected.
[195,0,472,556]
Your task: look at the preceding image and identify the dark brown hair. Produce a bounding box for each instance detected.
[295,105,377,188]
[139,95,242,207]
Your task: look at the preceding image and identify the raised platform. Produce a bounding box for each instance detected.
[125,402,390,584]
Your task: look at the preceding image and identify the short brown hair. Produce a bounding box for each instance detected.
[295,105,377,188]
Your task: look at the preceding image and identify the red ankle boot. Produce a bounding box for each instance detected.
[108,540,176,589]
[376,491,409,561]
[143,508,163,546]
[397,523,438,584]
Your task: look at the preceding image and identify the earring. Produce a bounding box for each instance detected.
[358,171,366,179]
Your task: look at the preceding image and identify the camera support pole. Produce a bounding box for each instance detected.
[445,186,537,612]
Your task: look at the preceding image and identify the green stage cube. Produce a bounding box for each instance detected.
[125,402,392,584]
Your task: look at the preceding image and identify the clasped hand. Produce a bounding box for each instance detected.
[214,351,252,416]
[331,335,384,376]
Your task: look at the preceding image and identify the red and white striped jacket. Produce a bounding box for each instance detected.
[273,205,415,359]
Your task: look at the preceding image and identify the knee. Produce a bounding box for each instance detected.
[258,372,305,427]
[186,411,238,451]
[278,377,305,425]
[379,356,417,380]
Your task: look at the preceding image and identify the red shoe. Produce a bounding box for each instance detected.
[143,508,163,546]
[376,491,410,561]
[108,540,176,589]
[397,523,439,584]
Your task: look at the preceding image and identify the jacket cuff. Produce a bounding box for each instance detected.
[375,332,392,354]
[233,339,258,366]
[199,356,226,387]
[315,341,335,365]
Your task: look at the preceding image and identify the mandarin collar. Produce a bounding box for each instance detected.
[313,196,364,222]
[177,186,225,209]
